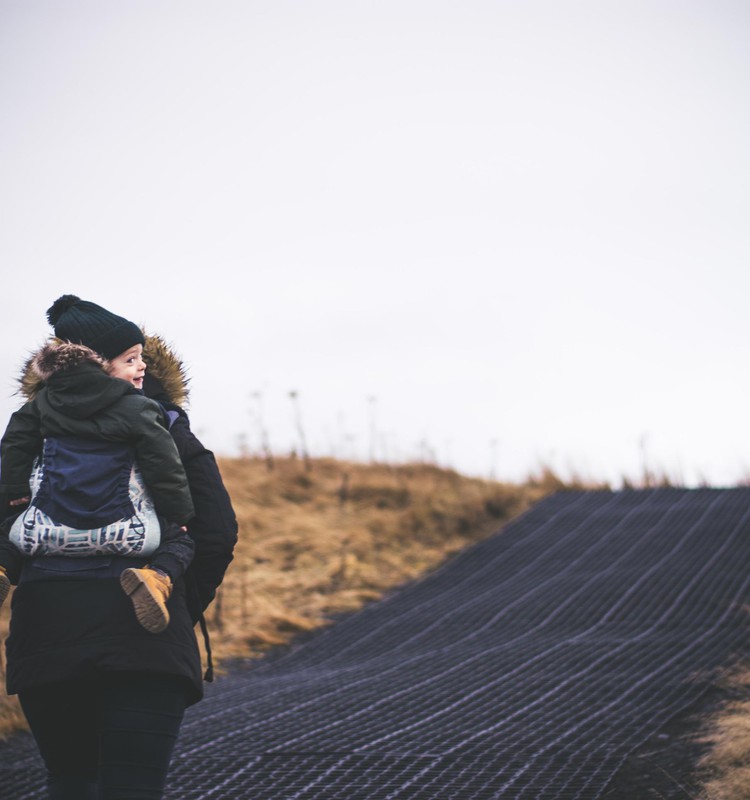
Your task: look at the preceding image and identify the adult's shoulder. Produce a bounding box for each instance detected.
[158,402,210,457]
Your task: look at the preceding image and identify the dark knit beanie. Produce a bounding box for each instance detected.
[46,294,145,360]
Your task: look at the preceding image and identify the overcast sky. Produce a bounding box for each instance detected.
[1,1,749,486]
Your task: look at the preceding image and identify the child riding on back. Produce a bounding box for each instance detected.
[0,294,196,633]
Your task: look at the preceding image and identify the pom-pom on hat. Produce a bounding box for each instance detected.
[46,294,145,360]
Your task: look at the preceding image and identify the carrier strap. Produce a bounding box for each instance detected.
[198,613,215,682]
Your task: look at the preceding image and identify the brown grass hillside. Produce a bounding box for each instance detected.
[0,456,562,738]
[200,457,562,663]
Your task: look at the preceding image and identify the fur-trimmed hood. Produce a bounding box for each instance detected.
[140,333,190,408]
[32,341,107,383]
[18,333,190,407]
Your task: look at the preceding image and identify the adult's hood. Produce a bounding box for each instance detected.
[140,333,190,408]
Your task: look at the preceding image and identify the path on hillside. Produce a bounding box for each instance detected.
[4,488,750,799]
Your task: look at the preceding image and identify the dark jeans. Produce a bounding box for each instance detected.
[19,671,187,800]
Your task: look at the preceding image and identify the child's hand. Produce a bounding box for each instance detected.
[9,496,30,507]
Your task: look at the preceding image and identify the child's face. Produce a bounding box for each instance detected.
[108,344,146,389]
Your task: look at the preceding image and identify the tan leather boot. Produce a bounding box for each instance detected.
[0,566,10,609]
[120,567,172,633]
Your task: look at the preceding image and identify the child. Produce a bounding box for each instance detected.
[0,295,196,634]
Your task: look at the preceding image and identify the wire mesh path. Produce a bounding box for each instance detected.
[4,487,750,799]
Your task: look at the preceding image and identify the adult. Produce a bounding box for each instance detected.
[2,299,237,800]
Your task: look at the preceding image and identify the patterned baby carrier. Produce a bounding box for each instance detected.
[10,436,161,557]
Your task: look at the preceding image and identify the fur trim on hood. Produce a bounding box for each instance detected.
[17,340,107,398]
[32,341,107,382]
[17,333,190,407]
[142,333,190,408]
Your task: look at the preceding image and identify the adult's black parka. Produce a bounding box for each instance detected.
[4,333,238,705]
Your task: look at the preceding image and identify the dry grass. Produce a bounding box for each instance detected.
[0,640,25,737]
[202,456,556,662]
[698,668,750,800]
[0,456,557,739]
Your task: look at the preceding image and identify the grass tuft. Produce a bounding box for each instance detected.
[698,668,750,800]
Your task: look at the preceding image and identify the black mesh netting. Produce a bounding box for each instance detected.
[4,488,750,799]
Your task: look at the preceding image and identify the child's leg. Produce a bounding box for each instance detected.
[147,523,195,584]
[0,513,24,606]
[120,567,173,633]
[120,522,194,633]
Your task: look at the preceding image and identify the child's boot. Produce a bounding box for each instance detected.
[0,566,10,609]
[120,567,172,633]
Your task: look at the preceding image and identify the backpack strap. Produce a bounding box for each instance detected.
[198,613,215,682]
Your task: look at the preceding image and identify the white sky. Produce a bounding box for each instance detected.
[1,0,749,486]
